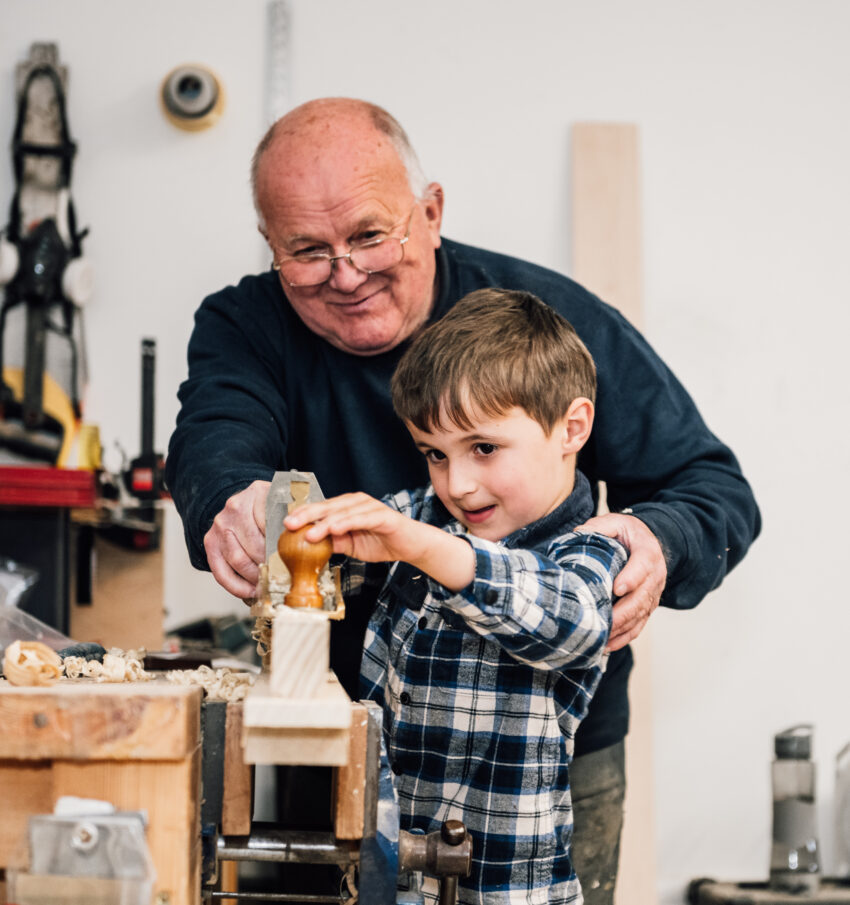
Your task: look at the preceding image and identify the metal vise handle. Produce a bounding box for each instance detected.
[398,820,472,905]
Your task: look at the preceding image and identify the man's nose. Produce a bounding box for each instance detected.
[326,254,370,293]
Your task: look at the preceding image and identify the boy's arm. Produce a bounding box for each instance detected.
[285,494,627,671]
[436,532,628,672]
[283,492,476,591]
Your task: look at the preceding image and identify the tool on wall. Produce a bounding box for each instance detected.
[0,42,92,466]
[160,64,225,131]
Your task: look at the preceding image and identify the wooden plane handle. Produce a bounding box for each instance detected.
[277,524,333,609]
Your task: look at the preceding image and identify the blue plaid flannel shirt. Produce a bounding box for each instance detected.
[347,472,627,904]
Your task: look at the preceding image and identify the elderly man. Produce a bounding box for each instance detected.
[166,97,759,902]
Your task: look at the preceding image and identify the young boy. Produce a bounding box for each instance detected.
[284,288,627,905]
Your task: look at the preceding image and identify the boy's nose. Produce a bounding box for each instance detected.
[446,463,476,500]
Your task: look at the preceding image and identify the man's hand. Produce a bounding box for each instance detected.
[203,480,270,599]
[285,493,475,591]
[577,512,667,650]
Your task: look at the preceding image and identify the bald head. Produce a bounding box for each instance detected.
[250,97,444,356]
[251,98,428,228]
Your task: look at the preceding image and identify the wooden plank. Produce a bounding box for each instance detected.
[7,874,152,904]
[0,761,53,869]
[572,123,643,328]
[333,703,368,840]
[52,747,201,905]
[571,121,657,905]
[0,682,201,761]
[243,673,351,729]
[242,725,350,766]
[220,860,239,905]
[270,607,330,698]
[221,702,253,835]
[69,523,165,652]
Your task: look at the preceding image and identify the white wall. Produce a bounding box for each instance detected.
[3,2,849,902]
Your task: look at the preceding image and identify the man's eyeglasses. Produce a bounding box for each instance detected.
[272,208,414,287]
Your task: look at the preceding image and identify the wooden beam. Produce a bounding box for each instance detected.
[572,123,643,328]
[0,761,53,869]
[0,682,201,761]
[222,702,253,835]
[52,747,201,905]
[69,521,165,653]
[242,673,352,766]
[333,703,369,840]
[571,121,656,905]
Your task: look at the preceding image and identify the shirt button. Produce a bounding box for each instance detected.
[484,590,498,604]
[391,761,403,776]
[418,617,428,630]
[399,692,411,705]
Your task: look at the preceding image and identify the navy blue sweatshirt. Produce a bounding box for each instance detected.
[166,238,761,755]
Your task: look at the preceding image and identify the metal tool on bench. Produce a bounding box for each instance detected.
[200,470,473,904]
[6,802,156,905]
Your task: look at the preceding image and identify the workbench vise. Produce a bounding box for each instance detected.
[202,699,472,904]
[201,471,473,904]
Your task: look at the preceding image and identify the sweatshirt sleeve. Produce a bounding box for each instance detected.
[165,280,289,569]
[432,531,628,671]
[578,302,761,611]
[442,240,761,613]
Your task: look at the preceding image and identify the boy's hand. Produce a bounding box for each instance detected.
[283,493,475,591]
[283,493,426,562]
[576,512,667,650]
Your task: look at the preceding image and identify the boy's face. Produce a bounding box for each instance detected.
[407,405,581,542]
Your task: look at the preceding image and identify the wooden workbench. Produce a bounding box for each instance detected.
[0,679,202,905]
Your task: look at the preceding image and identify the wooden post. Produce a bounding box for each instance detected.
[572,122,657,905]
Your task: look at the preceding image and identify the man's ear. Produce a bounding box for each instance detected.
[422,182,444,248]
[561,397,595,455]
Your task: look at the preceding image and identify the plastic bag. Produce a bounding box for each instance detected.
[0,558,72,658]
[0,557,39,608]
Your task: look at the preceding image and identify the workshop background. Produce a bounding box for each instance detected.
[1,1,849,903]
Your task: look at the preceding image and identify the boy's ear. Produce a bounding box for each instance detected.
[560,397,595,455]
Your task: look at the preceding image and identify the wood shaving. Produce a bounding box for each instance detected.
[251,562,345,670]
[2,640,63,686]
[62,650,151,683]
[164,665,254,702]
[57,647,254,701]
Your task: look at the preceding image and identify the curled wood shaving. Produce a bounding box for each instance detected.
[251,562,344,670]
[3,640,63,686]
[164,665,254,702]
[62,648,150,683]
[58,648,253,701]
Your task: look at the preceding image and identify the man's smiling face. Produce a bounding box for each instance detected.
[255,105,443,357]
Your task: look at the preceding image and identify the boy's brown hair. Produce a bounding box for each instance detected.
[391,288,596,434]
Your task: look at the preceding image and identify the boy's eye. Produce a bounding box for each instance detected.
[474,443,497,456]
[424,449,446,463]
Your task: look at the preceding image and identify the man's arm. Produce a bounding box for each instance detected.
[576,513,665,650]
[165,281,289,579]
[570,301,761,625]
[457,245,761,622]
